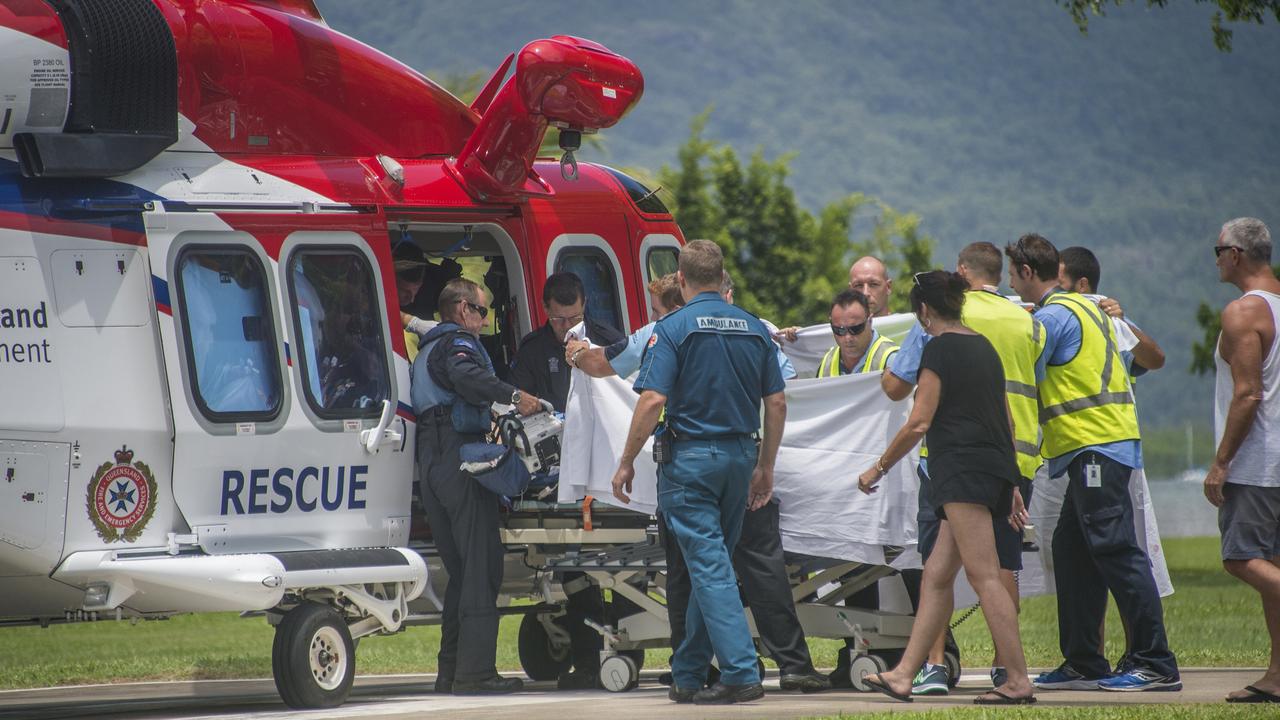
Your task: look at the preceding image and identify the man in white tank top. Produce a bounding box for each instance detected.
[1207,216,1280,704]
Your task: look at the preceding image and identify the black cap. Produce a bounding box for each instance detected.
[393,240,427,273]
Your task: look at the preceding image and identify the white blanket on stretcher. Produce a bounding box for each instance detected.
[558,366,920,564]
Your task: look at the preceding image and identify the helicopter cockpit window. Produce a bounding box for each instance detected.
[647,246,679,282]
[287,248,390,419]
[555,248,624,334]
[175,248,282,420]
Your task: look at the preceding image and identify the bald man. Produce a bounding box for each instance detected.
[849,256,893,317]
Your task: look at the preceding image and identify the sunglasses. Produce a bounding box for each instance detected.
[1214,245,1240,258]
[831,321,867,337]
[459,299,488,319]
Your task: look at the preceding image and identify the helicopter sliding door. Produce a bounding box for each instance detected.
[148,210,412,553]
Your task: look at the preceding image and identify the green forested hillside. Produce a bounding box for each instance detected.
[317,1,1280,451]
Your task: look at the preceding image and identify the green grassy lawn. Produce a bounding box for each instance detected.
[812,708,1278,720]
[0,536,1266,689]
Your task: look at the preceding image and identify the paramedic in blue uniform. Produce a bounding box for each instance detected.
[411,278,542,695]
[572,275,829,693]
[610,240,787,705]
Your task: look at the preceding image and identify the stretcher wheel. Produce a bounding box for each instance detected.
[848,653,888,692]
[621,649,645,671]
[599,654,639,692]
[943,650,961,689]
[272,603,355,709]
[518,614,572,681]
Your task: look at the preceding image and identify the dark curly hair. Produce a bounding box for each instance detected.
[909,270,968,321]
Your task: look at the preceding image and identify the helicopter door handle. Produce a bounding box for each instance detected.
[360,399,402,453]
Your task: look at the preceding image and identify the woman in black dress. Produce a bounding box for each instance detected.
[858,270,1035,705]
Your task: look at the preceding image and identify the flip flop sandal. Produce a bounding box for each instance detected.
[974,689,1038,705]
[1227,685,1280,703]
[864,675,913,703]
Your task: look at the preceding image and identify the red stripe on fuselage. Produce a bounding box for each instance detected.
[0,209,147,247]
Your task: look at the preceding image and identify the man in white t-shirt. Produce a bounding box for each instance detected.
[1206,217,1280,705]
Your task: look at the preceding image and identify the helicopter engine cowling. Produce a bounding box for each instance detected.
[4,0,178,179]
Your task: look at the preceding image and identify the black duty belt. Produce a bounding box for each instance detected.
[417,405,450,422]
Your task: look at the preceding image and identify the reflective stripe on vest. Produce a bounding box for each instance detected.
[961,290,1046,479]
[817,335,898,378]
[1038,293,1140,458]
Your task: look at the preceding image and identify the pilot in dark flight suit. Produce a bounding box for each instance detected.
[411,277,541,695]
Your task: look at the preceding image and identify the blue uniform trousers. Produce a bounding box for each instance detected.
[659,436,760,688]
[1052,451,1178,678]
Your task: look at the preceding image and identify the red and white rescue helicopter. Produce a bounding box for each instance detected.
[0,0,682,707]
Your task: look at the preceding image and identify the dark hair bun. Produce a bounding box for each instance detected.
[909,270,967,320]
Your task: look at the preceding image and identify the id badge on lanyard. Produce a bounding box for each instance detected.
[1085,460,1102,488]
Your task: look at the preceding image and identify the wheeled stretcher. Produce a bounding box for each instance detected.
[410,498,926,693]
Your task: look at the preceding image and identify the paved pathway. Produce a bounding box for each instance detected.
[0,669,1264,719]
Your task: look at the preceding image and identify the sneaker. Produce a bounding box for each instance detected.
[1111,655,1136,676]
[1033,663,1105,690]
[1098,668,1183,692]
[990,667,1007,688]
[912,663,949,696]
[556,669,599,690]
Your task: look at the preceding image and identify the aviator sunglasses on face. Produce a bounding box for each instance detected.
[830,321,867,337]
[1214,245,1240,258]
[460,299,488,319]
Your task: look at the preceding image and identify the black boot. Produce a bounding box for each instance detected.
[452,675,524,695]
[693,682,765,704]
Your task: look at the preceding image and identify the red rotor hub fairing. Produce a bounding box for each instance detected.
[449,35,644,202]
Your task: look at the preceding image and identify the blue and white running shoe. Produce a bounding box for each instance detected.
[1033,663,1105,690]
[911,663,949,695]
[1098,668,1183,692]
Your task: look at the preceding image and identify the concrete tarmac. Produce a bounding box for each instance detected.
[0,669,1265,720]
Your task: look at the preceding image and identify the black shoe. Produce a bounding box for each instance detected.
[658,671,674,686]
[780,671,831,693]
[668,685,697,703]
[452,675,524,695]
[556,669,599,690]
[434,677,453,694]
[693,682,765,704]
[827,663,854,689]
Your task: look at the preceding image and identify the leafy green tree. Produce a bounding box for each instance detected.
[1058,0,1280,51]
[656,113,935,326]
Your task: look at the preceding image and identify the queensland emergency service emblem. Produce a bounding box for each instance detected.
[86,446,157,543]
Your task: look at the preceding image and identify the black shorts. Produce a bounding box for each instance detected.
[917,465,1030,571]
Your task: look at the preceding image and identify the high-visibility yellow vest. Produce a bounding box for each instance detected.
[961,290,1046,480]
[405,328,420,363]
[1038,292,1140,459]
[817,334,898,378]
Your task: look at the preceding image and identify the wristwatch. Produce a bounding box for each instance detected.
[510,389,523,406]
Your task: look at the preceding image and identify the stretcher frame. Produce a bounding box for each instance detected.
[406,499,920,692]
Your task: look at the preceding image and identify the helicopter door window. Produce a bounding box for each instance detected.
[174,248,283,420]
[555,248,624,335]
[287,249,390,419]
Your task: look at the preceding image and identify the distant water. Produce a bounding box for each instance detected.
[1149,472,1218,538]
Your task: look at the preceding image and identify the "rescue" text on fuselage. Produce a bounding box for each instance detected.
[220,465,368,515]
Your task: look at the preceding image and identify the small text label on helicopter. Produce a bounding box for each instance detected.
[220,465,368,515]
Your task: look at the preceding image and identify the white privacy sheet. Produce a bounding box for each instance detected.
[556,320,1172,603]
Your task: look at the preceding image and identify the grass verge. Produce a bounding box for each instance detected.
[812,706,1279,720]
